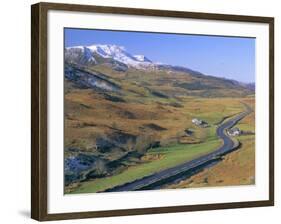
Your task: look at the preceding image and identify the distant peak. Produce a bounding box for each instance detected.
[66,43,156,69]
[87,44,126,51]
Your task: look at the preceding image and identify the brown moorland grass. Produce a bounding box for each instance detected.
[64,64,254,192]
[64,85,247,152]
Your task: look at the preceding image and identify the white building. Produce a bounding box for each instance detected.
[227,127,241,136]
[192,118,208,127]
[192,118,203,126]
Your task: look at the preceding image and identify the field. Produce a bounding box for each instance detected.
[167,98,255,189]
[71,140,221,193]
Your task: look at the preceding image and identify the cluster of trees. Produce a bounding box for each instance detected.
[125,134,158,155]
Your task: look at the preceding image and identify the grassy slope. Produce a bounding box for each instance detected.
[168,136,255,188]
[168,97,255,189]
[64,64,254,193]
[65,94,248,193]
[70,120,228,193]
[72,140,221,193]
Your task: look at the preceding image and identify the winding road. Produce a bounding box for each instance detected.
[105,104,253,192]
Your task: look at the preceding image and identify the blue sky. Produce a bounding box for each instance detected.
[65,28,255,83]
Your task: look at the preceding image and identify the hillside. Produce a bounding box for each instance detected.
[65,44,254,98]
[64,44,255,193]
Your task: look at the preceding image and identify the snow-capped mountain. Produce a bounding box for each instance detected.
[65,44,154,69]
[65,46,97,65]
[64,44,256,93]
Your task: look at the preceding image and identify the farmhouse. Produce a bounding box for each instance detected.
[192,118,202,126]
[192,118,208,128]
[227,127,241,136]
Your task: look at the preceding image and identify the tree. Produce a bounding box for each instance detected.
[125,138,135,152]
[95,159,107,176]
[176,131,183,143]
[135,134,154,155]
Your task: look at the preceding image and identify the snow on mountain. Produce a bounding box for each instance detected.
[133,55,152,62]
[66,44,154,69]
[65,46,96,65]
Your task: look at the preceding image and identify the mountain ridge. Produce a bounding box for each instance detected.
[65,44,154,69]
[65,44,254,88]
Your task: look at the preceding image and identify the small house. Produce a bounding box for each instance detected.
[227,127,241,136]
[192,118,208,128]
[192,118,203,126]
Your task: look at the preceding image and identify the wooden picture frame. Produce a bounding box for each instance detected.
[31,2,274,221]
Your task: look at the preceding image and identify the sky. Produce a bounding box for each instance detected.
[65,28,255,83]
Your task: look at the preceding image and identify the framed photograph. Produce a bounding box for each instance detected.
[31,2,274,221]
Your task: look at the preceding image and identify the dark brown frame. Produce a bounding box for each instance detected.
[31,2,274,221]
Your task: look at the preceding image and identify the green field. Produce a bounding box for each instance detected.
[72,139,221,193]
[167,102,255,189]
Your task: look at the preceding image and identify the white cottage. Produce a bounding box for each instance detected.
[227,127,241,136]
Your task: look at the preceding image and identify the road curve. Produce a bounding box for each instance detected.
[104,104,252,192]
